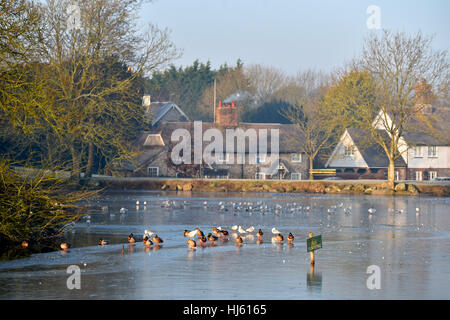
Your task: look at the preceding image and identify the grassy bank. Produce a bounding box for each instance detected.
[95,178,450,197]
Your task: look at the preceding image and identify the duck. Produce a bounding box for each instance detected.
[144,229,155,238]
[143,236,153,247]
[207,233,218,242]
[276,233,284,243]
[231,225,238,231]
[195,227,204,237]
[21,241,29,248]
[219,230,229,240]
[60,242,70,250]
[128,233,136,243]
[368,208,376,214]
[153,234,164,245]
[98,239,108,245]
[198,235,207,246]
[187,239,196,249]
[257,229,263,238]
[212,227,220,236]
[272,227,280,234]
[184,229,198,238]
[287,233,294,243]
[235,236,243,244]
[238,226,246,234]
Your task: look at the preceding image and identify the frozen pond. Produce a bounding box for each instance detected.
[0,191,449,299]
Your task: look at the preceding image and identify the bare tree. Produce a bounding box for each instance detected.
[355,30,449,188]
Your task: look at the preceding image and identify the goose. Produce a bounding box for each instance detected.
[245,226,255,233]
[272,227,280,234]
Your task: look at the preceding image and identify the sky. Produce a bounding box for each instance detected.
[140,0,450,75]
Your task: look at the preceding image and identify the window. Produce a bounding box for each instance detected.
[415,171,422,181]
[148,167,159,177]
[291,154,302,162]
[255,172,265,180]
[428,146,437,158]
[413,147,423,158]
[344,145,355,156]
[291,173,301,180]
[429,171,437,180]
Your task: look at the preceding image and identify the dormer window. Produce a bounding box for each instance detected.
[344,145,355,156]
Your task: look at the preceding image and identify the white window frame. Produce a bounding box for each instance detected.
[291,153,302,163]
[395,171,399,181]
[415,171,423,181]
[429,171,437,180]
[427,146,437,158]
[148,167,159,177]
[413,146,423,158]
[255,172,266,180]
[291,173,301,180]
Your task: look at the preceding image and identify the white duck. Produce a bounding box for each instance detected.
[272,227,280,234]
[238,226,247,234]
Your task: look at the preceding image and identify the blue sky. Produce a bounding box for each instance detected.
[140,0,449,75]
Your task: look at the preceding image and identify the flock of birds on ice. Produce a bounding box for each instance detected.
[62,198,424,251]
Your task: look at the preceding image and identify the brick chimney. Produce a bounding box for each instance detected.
[414,77,433,114]
[216,101,238,127]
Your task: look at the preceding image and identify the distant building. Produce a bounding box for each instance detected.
[326,79,450,181]
[115,98,309,180]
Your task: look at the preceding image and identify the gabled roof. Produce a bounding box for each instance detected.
[145,101,189,126]
[373,108,450,146]
[346,128,407,168]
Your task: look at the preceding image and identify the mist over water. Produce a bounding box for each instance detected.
[0,191,449,299]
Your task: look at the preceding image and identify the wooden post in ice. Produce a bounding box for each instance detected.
[309,232,315,265]
[122,244,125,256]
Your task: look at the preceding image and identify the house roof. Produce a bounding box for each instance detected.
[135,121,306,154]
[346,128,407,168]
[145,101,190,126]
[402,108,450,146]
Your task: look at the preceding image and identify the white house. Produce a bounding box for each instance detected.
[326,79,450,181]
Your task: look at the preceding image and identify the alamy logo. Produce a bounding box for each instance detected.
[66,265,81,290]
[170,121,279,168]
[366,5,381,30]
[366,265,381,290]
